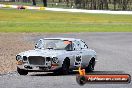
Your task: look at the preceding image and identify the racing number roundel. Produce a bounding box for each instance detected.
[74,55,82,66]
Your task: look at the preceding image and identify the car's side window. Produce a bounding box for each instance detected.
[73,40,81,51]
[72,43,76,50]
[35,39,44,49]
[79,40,88,49]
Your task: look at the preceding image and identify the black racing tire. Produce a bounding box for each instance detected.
[17,67,28,75]
[61,58,70,75]
[85,58,95,73]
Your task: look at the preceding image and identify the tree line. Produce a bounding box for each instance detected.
[13,0,132,10]
[73,0,132,10]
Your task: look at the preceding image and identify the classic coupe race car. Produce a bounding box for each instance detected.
[16,38,97,75]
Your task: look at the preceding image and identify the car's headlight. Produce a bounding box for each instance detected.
[16,55,22,61]
[52,57,59,63]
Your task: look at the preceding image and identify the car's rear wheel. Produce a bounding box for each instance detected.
[85,58,95,73]
[17,67,28,75]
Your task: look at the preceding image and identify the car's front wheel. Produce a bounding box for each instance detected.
[60,58,70,75]
[53,58,70,75]
[17,67,28,75]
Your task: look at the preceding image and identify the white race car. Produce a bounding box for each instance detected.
[16,38,97,75]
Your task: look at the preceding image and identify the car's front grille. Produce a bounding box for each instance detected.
[28,56,45,65]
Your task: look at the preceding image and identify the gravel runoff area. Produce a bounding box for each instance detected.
[0,33,34,74]
[0,32,132,88]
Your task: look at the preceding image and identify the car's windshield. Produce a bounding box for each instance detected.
[35,39,73,51]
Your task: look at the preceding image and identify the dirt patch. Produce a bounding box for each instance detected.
[0,33,35,74]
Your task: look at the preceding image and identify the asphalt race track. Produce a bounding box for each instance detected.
[0,32,132,88]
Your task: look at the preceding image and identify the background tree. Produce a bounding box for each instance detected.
[113,0,117,10]
[42,0,47,7]
[32,0,36,6]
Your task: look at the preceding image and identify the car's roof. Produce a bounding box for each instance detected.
[44,38,81,41]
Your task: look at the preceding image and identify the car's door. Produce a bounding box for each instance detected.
[71,40,83,68]
[79,40,92,67]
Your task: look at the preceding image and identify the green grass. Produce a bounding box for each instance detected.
[0,8,132,32]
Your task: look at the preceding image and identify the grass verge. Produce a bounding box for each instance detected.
[0,8,132,32]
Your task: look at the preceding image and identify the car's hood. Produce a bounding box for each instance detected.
[18,49,67,57]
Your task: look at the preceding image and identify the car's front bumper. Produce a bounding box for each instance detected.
[17,64,61,72]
